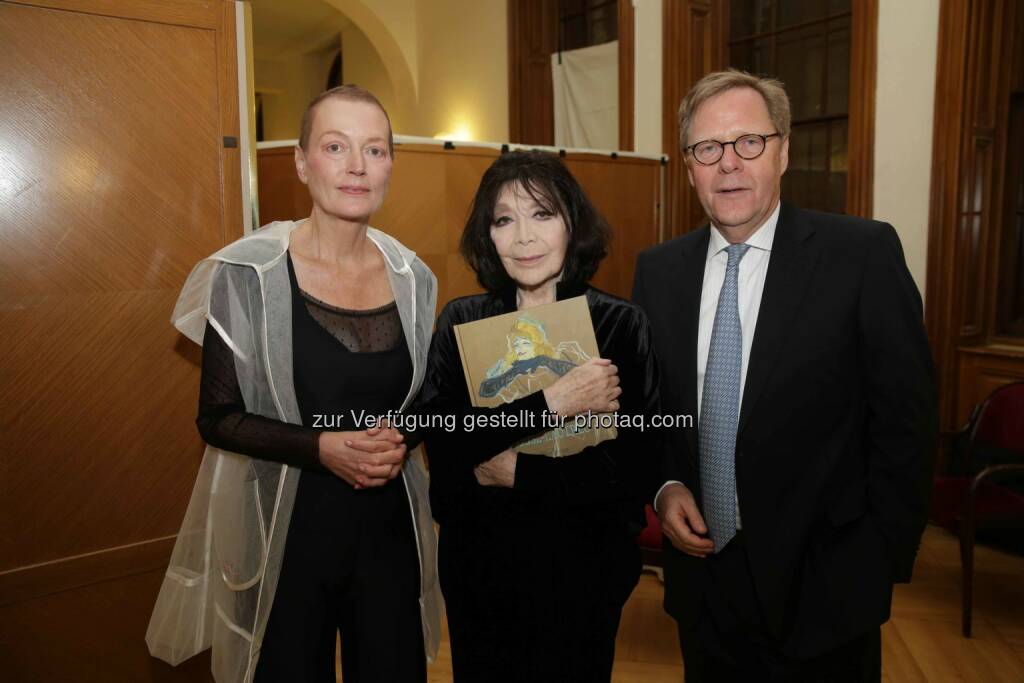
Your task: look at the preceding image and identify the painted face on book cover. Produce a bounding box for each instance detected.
[295,98,392,222]
[686,86,789,240]
[512,336,537,361]
[490,182,569,292]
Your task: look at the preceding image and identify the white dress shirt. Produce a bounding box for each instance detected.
[655,201,779,522]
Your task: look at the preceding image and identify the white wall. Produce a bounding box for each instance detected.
[341,21,405,132]
[414,0,508,142]
[257,0,508,143]
[873,0,940,299]
[257,40,341,141]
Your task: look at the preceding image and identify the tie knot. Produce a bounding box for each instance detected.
[725,243,751,268]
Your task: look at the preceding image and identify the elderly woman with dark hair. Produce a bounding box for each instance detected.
[420,151,662,682]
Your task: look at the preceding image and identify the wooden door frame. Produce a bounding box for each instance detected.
[661,0,729,239]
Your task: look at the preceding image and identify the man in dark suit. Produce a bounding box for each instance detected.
[632,69,936,680]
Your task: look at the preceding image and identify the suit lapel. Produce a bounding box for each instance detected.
[738,203,818,434]
[678,228,710,467]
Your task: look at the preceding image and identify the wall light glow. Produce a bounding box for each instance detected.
[433,122,474,142]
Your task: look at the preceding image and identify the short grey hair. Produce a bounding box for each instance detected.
[677,69,791,151]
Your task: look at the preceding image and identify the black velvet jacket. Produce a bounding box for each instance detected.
[419,282,663,527]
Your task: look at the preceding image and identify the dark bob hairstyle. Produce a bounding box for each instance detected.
[460,151,611,294]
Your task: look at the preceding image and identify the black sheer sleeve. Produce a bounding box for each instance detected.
[196,321,328,473]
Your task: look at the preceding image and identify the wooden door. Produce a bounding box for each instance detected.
[0,1,242,678]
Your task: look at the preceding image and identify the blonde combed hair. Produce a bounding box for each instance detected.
[677,69,791,151]
[504,318,556,365]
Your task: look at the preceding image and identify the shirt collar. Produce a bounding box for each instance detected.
[707,200,781,260]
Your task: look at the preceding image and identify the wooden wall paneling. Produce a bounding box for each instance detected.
[926,0,971,432]
[927,0,1024,446]
[256,146,313,225]
[618,0,635,151]
[956,0,996,341]
[0,568,215,681]
[0,536,174,606]
[955,346,1024,424]
[565,155,661,297]
[662,0,727,239]
[983,0,1021,343]
[5,0,222,27]
[432,148,499,304]
[256,145,662,304]
[846,0,877,218]
[373,144,498,310]
[508,0,558,146]
[0,0,241,601]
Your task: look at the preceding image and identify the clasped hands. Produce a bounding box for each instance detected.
[319,357,623,490]
[318,425,407,489]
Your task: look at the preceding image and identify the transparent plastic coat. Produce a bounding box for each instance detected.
[146,221,440,682]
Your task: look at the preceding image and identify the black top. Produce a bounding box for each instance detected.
[195,252,411,472]
[287,251,412,436]
[420,282,663,526]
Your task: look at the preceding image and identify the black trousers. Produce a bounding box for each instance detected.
[439,494,641,683]
[254,471,424,683]
[677,533,881,683]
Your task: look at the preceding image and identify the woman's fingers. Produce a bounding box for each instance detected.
[354,473,390,488]
[353,461,403,488]
[544,357,622,417]
[346,438,403,454]
[358,462,395,478]
[364,445,406,467]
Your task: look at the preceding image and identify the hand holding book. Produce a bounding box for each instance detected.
[542,358,621,417]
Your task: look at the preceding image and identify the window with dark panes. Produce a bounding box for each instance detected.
[729,0,852,214]
[559,0,618,51]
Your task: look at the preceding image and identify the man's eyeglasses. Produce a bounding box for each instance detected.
[684,132,781,166]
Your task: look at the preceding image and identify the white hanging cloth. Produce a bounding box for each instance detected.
[552,40,619,149]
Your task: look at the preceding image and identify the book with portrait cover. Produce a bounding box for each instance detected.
[453,295,617,457]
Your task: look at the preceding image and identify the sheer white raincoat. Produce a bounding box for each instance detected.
[146,221,440,682]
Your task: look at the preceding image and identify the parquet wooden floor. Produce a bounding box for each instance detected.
[0,525,1020,681]
[424,525,1024,682]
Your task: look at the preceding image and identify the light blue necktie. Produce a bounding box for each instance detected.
[699,243,750,552]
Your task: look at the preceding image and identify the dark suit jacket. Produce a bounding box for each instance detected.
[632,203,936,657]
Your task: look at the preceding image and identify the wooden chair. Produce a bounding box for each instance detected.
[957,381,1024,636]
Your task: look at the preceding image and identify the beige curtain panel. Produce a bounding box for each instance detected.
[552,40,619,149]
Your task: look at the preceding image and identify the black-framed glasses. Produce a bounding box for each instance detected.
[685,132,781,165]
